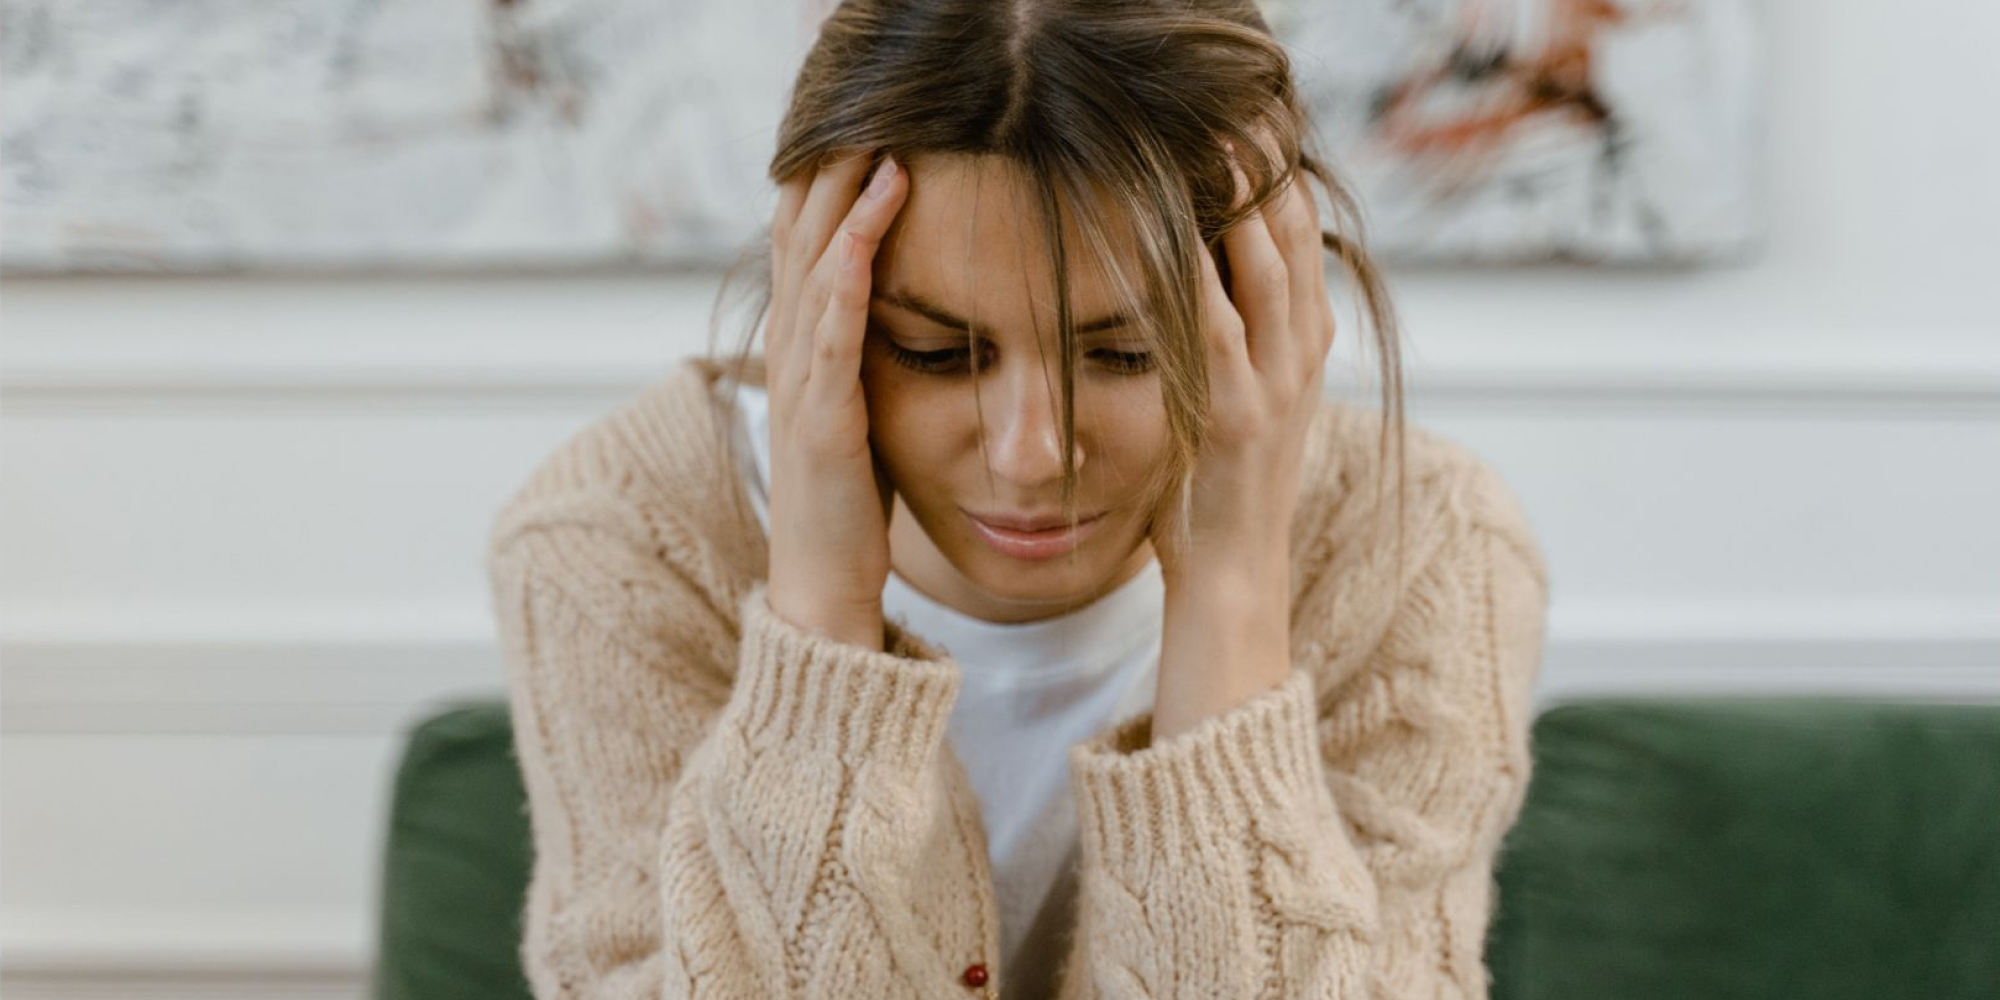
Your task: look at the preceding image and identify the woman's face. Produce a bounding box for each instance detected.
[861,153,1168,624]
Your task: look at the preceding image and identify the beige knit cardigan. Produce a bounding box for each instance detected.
[485,354,1552,1000]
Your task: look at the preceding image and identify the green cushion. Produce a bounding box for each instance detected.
[1486,697,2000,1000]
[372,700,536,1000]
[372,695,2000,1000]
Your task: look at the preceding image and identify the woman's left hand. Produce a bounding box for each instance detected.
[1144,155,1337,743]
[1148,157,1337,591]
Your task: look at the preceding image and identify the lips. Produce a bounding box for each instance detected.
[963,508,1107,560]
[964,509,1104,532]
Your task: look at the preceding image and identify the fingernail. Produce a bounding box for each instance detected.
[866,156,897,199]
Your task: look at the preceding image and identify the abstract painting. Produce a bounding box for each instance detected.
[1269,0,1763,262]
[0,0,1759,272]
[0,0,840,272]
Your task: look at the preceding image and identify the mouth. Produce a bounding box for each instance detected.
[962,509,1106,561]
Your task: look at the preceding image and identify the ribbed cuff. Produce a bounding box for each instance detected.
[730,580,961,776]
[1069,668,1325,872]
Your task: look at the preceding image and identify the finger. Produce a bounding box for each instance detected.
[1271,171,1334,374]
[789,149,879,287]
[803,156,907,392]
[775,150,879,398]
[1196,230,1249,378]
[770,173,810,303]
[1220,159,1293,379]
[767,174,810,365]
[789,155,901,381]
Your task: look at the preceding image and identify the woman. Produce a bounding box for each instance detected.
[486,1,1552,998]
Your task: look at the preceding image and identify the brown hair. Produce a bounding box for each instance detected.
[704,0,1407,579]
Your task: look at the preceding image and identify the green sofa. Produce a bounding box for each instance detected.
[370,696,2000,1000]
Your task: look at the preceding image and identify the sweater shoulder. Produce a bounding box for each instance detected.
[485,355,766,622]
[1288,398,1550,687]
[1298,397,1546,585]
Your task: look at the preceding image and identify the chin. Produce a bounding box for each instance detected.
[964,550,1104,592]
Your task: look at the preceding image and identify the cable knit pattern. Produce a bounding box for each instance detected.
[486,355,1551,1000]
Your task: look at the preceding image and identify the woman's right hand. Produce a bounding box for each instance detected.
[762,150,910,652]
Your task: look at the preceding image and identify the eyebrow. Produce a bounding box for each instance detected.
[871,288,1132,337]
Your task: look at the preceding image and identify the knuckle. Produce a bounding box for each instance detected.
[813,262,855,306]
[807,317,836,357]
[1273,379,1303,411]
[1211,316,1246,349]
[794,290,830,337]
[829,272,865,307]
[838,225,876,257]
[813,321,844,359]
[807,256,839,298]
[1254,260,1288,295]
[772,367,804,404]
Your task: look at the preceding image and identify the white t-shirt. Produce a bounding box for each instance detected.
[714,378,1162,995]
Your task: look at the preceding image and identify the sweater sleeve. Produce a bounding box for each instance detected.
[488,514,999,1000]
[1051,499,1549,999]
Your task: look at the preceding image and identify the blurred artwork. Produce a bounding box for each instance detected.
[0,0,1758,273]
[0,0,841,272]
[1269,0,1764,262]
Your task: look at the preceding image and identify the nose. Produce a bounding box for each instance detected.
[982,360,1083,493]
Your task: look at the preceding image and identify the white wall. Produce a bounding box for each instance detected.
[3,0,1997,996]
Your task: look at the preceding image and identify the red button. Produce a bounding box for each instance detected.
[961,963,989,987]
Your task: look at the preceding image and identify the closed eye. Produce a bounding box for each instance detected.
[880,336,1155,377]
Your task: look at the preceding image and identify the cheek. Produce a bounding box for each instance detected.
[1092,390,1173,475]
[861,370,954,487]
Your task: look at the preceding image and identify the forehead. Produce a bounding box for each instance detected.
[876,153,1134,332]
